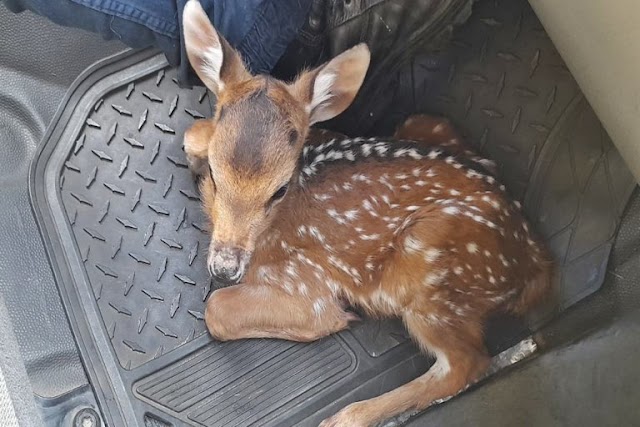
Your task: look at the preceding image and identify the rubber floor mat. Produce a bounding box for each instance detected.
[30,50,435,427]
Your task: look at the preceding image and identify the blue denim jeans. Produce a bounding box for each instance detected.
[3,0,313,85]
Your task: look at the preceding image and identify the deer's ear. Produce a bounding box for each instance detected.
[183,0,250,94]
[290,44,370,125]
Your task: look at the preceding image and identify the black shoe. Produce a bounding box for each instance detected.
[273,0,475,134]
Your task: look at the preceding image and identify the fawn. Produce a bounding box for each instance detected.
[182,1,553,426]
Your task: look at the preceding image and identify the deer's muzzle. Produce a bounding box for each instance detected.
[208,244,250,285]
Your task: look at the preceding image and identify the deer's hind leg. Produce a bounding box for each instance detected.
[320,210,491,427]
[205,284,356,342]
[320,314,490,427]
[394,114,497,174]
[394,114,467,153]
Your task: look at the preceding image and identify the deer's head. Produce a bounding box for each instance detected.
[182,0,370,283]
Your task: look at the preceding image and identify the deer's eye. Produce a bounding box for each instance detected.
[269,184,288,204]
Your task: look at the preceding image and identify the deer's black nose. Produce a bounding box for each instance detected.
[209,246,247,284]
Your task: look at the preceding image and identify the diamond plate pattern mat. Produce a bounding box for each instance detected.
[63,65,213,371]
[30,51,430,427]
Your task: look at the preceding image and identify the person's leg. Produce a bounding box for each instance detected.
[3,0,179,60]
[3,0,314,85]
[274,0,475,134]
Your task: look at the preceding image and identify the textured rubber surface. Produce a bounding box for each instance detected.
[358,0,636,316]
[63,66,214,371]
[136,339,353,426]
[31,51,434,427]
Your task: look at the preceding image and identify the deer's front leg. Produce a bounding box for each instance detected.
[205,284,356,342]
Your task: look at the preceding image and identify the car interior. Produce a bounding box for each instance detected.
[1,0,639,426]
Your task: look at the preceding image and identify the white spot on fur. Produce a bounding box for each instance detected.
[374,143,389,156]
[408,149,423,160]
[313,193,332,202]
[427,150,441,159]
[423,269,447,286]
[328,255,362,284]
[378,175,394,191]
[257,266,276,285]
[343,209,359,221]
[433,123,446,134]
[482,195,501,210]
[404,236,424,253]
[282,281,294,295]
[466,242,479,253]
[326,279,340,294]
[313,298,327,316]
[285,262,298,278]
[351,173,367,182]
[443,206,459,215]
[424,248,442,263]
[499,254,510,267]
[360,233,380,241]
[298,283,309,296]
[394,148,409,158]
[308,226,326,244]
[371,288,399,312]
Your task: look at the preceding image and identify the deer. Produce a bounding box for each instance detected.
[181,1,553,426]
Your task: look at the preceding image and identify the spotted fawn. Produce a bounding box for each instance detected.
[182,1,553,426]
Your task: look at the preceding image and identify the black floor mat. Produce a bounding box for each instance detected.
[29,1,637,426]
